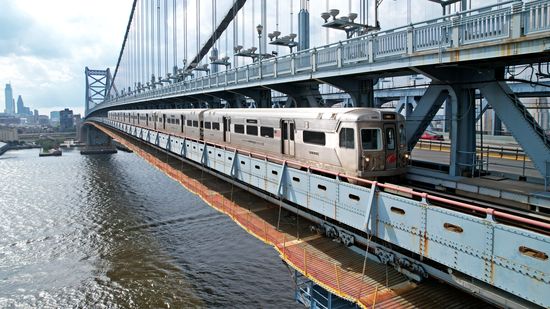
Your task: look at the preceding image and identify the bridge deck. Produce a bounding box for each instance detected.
[95,122,491,308]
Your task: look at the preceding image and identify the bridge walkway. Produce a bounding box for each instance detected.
[93,122,491,309]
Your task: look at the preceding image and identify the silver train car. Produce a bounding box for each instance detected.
[108,108,409,178]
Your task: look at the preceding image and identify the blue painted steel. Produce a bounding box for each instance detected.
[88,0,550,117]
[98,117,550,307]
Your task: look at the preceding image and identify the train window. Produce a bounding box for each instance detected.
[260,126,274,138]
[234,124,244,134]
[187,120,192,126]
[193,121,198,127]
[399,125,406,145]
[339,128,355,149]
[205,122,212,129]
[212,122,220,130]
[361,129,382,150]
[303,131,326,146]
[175,119,180,125]
[246,125,258,136]
[386,127,396,150]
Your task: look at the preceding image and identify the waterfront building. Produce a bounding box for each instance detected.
[59,108,74,132]
[0,126,18,142]
[4,84,15,115]
[50,111,60,126]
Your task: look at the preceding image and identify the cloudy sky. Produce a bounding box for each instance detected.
[1,0,495,116]
[0,0,133,116]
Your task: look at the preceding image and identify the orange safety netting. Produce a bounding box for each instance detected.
[89,123,446,309]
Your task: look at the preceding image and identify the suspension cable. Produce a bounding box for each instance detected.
[183,0,187,65]
[164,0,168,78]
[151,0,155,81]
[157,0,161,79]
[173,0,177,73]
[196,0,200,66]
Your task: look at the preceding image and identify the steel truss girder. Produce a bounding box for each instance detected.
[405,84,450,150]
[264,83,322,108]
[479,81,550,179]
[228,88,272,108]
[318,77,376,108]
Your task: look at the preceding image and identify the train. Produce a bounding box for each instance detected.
[107,108,409,178]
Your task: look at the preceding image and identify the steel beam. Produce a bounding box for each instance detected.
[449,86,477,176]
[479,81,550,178]
[318,77,375,107]
[229,88,272,108]
[405,84,450,150]
[265,83,322,108]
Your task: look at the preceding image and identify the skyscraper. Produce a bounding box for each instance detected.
[4,84,15,114]
[16,95,24,114]
[16,95,32,116]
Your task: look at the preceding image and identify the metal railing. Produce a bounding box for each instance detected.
[90,0,550,114]
[414,139,541,179]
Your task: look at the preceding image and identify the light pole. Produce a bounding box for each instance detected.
[256,24,263,79]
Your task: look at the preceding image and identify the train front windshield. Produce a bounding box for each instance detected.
[361,129,382,150]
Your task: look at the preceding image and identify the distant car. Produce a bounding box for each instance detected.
[421,130,444,141]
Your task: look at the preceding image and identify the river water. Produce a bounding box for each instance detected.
[0,148,298,308]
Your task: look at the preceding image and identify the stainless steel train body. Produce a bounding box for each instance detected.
[108,108,409,178]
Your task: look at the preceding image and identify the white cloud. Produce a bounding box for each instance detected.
[1,0,503,116]
[0,0,133,115]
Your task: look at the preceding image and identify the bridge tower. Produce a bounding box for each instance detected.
[85,67,114,117]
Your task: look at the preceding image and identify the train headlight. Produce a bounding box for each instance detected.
[404,153,410,159]
[364,156,370,163]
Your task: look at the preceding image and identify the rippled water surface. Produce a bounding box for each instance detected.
[0,149,297,308]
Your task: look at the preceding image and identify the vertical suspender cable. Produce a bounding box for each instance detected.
[292,0,296,37]
[151,0,155,81]
[326,0,329,44]
[196,0,200,66]
[233,0,238,67]
[146,0,150,83]
[164,0,168,78]
[140,0,144,84]
[173,0,177,74]
[241,3,245,51]
[157,0,161,80]
[183,0,187,66]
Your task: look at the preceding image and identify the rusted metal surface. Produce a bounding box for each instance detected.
[92,122,493,308]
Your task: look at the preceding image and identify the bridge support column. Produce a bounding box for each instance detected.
[449,86,477,176]
[82,125,112,147]
[230,88,272,108]
[266,82,322,107]
[319,77,375,107]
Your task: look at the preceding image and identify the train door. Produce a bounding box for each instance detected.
[223,117,230,143]
[338,127,357,171]
[282,120,295,156]
[181,115,185,133]
[384,124,397,169]
[162,114,166,130]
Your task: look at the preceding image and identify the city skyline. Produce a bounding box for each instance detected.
[4,82,34,116]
